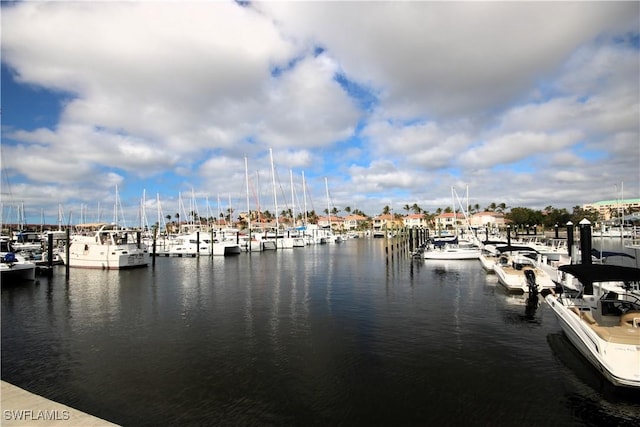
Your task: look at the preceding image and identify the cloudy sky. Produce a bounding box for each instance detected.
[1,1,639,226]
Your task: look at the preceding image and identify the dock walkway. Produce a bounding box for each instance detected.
[1,381,119,426]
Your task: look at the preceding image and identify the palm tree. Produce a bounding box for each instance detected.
[382,205,391,215]
[411,203,422,214]
[403,204,411,214]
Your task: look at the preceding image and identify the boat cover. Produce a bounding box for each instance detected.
[558,264,640,283]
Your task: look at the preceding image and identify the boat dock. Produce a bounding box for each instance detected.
[1,381,119,426]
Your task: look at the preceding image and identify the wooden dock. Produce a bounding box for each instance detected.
[1,381,119,426]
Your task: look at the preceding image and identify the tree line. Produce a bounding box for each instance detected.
[160,202,638,232]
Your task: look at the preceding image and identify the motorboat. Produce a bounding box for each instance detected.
[544,263,640,388]
[422,237,480,260]
[63,223,148,269]
[211,239,242,256]
[1,237,36,283]
[478,241,507,272]
[493,245,556,293]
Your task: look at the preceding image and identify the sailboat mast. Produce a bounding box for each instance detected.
[451,186,456,237]
[302,171,308,226]
[290,169,295,227]
[114,185,119,226]
[245,157,251,233]
[325,177,330,218]
[270,148,278,233]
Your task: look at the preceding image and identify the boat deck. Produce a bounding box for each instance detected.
[570,308,640,345]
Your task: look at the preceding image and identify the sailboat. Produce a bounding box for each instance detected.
[423,187,480,260]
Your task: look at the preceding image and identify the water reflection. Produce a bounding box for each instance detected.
[547,333,640,425]
[2,240,639,426]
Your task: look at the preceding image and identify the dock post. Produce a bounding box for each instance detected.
[152,228,157,266]
[65,228,70,279]
[47,232,54,270]
[566,221,574,261]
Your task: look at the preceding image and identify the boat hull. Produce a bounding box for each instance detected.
[545,295,640,388]
[1,263,36,283]
[66,253,147,269]
[423,249,480,260]
[66,246,147,269]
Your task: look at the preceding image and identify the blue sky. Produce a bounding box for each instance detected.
[1,1,639,227]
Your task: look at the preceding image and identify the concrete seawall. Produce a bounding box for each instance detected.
[1,381,118,426]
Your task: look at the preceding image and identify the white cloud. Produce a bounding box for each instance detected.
[458,130,584,169]
[1,1,638,220]
[258,1,637,119]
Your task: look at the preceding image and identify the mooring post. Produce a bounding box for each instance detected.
[65,228,70,279]
[566,221,574,262]
[152,227,157,266]
[47,232,54,270]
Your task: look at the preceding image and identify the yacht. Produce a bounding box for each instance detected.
[545,263,640,388]
[63,223,148,269]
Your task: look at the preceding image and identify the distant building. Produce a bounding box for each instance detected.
[434,212,465,230]
[343,214,369,231]
[403,213,429,229]
[372,214,403,231]
[582,198,640,220]
[469,211,506,229]
[318,215,344,230]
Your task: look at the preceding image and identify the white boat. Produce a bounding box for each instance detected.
[166,232,211,256]
[516,236,568,261]
[64,223,148,269]
[422,237,480,260]
[11,230,43,252]
[479,244,501,272]
[493,245,556,293]
[544,264,640,388]
[1,237,36,283]
[212,239,242,256]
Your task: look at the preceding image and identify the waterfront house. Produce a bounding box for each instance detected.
[403,213,429,229]
[343,214,369,231]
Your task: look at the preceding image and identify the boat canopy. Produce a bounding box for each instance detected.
[558,264,640,283]
[591,249,635,260]
[432,237,457,247]
[496,245,538,253]
[481,240,507,245]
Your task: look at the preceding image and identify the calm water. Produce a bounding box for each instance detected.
[2,239,639,426]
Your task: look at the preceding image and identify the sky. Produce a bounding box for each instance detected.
[1,0,639,227]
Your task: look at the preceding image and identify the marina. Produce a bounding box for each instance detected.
[2,237,639,426]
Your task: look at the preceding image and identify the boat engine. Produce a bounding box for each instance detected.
[524,269,538,295]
